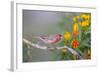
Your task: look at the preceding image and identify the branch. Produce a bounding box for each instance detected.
[23,38,83,59]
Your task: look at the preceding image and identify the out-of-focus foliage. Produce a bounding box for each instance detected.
[57,13,91,60]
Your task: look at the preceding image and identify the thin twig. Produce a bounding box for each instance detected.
[23,38,83,59]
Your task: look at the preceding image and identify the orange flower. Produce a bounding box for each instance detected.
[73,16,80,22]
[64,32,71,40]
[73,31,79,36]
[80,20,90,27]
[72,23,79,36]
[80,13,91,27]
[80,13,90,20]
[71,39,79,48]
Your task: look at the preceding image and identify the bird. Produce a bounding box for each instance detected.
[37,34,62,44]
[36,34,63,50]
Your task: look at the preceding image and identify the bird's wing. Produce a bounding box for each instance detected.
[41,35,54,40]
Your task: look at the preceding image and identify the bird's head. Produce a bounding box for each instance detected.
[56,34,62,37]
